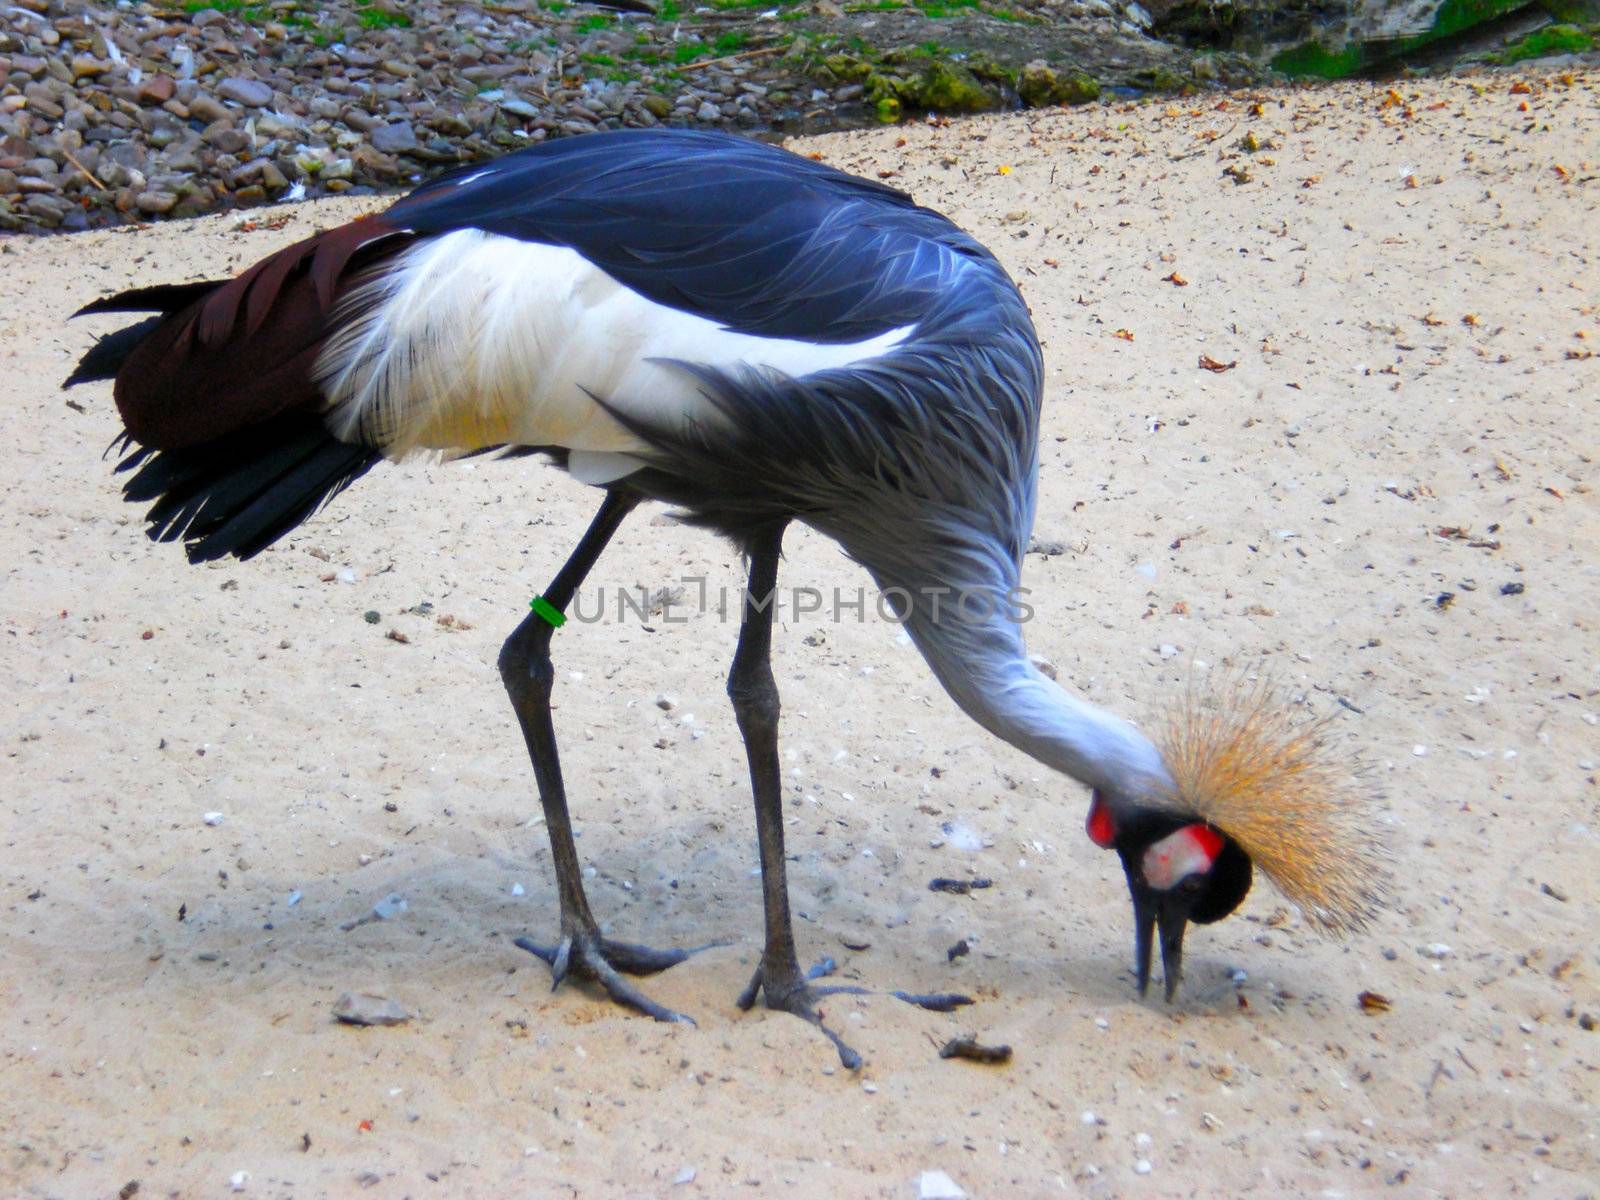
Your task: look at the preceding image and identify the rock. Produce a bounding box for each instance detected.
[134,189,177,214]
[204,126,251,155]
[369,121,418,154]
[895,62,994,113]
[234,183,267,205]
[70,54,108,81]
[187,93,229,124]
[333,992,410,1027]
[217,76,273,108]
[1018,60,1101,107]
[917,1170,967,1200]
[695,101,720,122]
[641,94,672,119]
[138,76,176,106]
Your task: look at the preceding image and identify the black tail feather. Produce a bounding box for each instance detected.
[66,281,226,389]
[116,415,381,562]
[73,281,223,318]
[63,317,166,388]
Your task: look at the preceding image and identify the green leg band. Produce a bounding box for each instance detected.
[529,595,566,628]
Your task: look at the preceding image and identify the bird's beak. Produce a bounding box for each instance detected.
[1129,881,1194,1002]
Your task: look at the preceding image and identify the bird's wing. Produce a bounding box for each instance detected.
[312,130,998,460]
[384,129,984,344]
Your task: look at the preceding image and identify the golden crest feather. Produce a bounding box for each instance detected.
[1157,676,1391,934]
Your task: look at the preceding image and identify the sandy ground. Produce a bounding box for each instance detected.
[3,72,1598,1200]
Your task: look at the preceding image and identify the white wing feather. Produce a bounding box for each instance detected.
[315,229,910,466]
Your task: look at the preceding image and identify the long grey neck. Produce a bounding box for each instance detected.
[863,545,1174,810]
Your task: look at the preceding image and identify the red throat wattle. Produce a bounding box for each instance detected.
[1086,793,1116,848]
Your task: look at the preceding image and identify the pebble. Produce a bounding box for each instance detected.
[1422,943,1452,959]
[229,1171,249,1192]
[673,1166,697,1185]
[217,76,273,107]
[203,811,225,826]
[333,991,410,1026]
[917,1170,967,1200]
[370,122,419,154]
[1134,1159,1153,1175]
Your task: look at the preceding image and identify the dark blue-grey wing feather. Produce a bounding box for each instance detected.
[383,130,993,343]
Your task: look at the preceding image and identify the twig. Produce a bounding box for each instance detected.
[675,44,784,72]
[61,146,106,192]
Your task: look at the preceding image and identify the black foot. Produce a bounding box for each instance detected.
[738,956,867,1070]
[515,930,714,1025]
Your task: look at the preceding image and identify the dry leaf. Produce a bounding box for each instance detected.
[1199,355,1237,372]
[1164,272,1189,287]
[1112,329,1135,342]
[1358,991,1392,1014]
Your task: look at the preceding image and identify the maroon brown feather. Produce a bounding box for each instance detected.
[114,215,413,450]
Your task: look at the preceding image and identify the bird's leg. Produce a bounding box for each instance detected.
[726,524,871,1069]
[503,490,706,1024]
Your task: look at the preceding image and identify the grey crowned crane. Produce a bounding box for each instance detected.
[67,129,1386,1067]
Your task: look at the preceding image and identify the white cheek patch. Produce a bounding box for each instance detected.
[1141,827,1220,891]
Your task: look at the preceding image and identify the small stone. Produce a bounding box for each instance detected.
[187,94,229,124]
[1134,1159,1153,1175]
[333,992,410,1027]
[217,76,273,108]
[202,811,225,826]
[229,1171,248,1192]
[917,1170,966,1200]
[655,693,677,711]
[695,101,720,122]
[672,1166,696,1185]
[133,190,176,216]
[138,76,176,106]
[1422,943,1452,959]
[70,54,108,81]
[369,121,417,154]
[641,94,673,119]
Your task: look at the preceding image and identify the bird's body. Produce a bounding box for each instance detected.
[69,129,1384,1064]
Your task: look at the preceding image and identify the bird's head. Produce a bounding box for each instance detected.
[1086,792,1253,1000]
[1085,678,1389,1001]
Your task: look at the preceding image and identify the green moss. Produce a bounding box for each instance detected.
[1489,22,1596,62]
[1270,39,1366,78]
[874,94,902,122]
[893,60,992,111]
[821,51,874,80]
[1018,62,1098,106]
[354,5,410,30]
[712,30,749,54]
[183,0,269,21]
[574,13,614,33]
[1274,0,1532,78]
